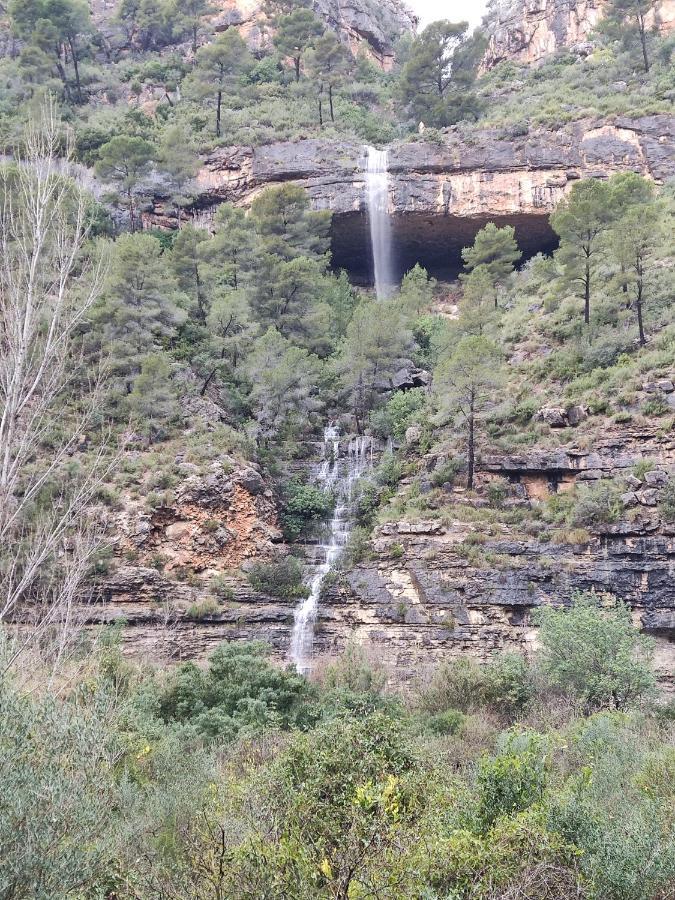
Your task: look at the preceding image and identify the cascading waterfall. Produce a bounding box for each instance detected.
[365,146,395,300]
[290,426,373,675]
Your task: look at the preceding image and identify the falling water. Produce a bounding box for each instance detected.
[290,426,373,675]
[365,146,395,300]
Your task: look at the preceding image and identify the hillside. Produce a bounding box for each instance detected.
[1,0,675,897]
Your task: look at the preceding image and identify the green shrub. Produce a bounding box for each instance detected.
[370,389,427,441]
[210,574,235,601]
[247,557,309,600]
[281,479,334,541]
[425,708,466,736]
[157,642,312,740]
[568,481,624,527]
[483,653,534,715]
[476,730,548,829]
[419,657,487,714]
[535,594,655,711]
[431,457,462,488]
[659,478,675,523]
[185,598,221,621]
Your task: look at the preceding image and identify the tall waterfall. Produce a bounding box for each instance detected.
[365,147,395,300]
[290,427,373,675]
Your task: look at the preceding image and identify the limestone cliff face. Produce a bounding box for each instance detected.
[95,420,675,689]
[146,115,675,273]
[89,0,416,67]
[213,0,417,67]
[483,0,675,69]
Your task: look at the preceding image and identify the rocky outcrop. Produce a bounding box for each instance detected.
[207,0,416,68]
[89,0,415,68]
[148,114,675,275]
[116,462,282,574]
[483,0,675,70]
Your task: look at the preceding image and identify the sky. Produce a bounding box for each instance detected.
[408,0,489,29]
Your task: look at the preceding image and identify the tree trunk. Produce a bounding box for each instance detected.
[584,256,591,325]
[467,397,475,491]
[636,260,646,345]
[294,55,301,81]
[68,36,82,101]
[329,83,335,122]
[318,83,323,126]
[638,12,650,72]
[127,187,136,232]
[216,90,222,138]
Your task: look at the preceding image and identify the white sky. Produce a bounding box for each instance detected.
[408,0,489,28]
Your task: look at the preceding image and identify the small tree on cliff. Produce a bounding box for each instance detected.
[308,31,353,125]
[610,189,665,346]
[434,335,502,490]
[193,29,254,137]
[398,20,484,127]
[551,179,612,326]
[273,8,324,82]
[604,0,660,73]
[95,135,155,232]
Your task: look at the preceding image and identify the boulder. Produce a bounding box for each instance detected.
[405,426,422,445]
[536,407,568,428]
[636,489,661,507]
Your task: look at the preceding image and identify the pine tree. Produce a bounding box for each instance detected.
[461,223,521,306]
[435,335,502,490]
[95,135,155,232]
[551,179,612,326]
[193,29,254,137]
[94,233,187,396]
[273,9,324,82]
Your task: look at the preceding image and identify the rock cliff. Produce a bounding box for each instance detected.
[483,0,675,70]
[146,115,675,276]
[90,0,417,68]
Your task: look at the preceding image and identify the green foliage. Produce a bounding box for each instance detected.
[281,478,334,540]
[398,20,483,126]
[156,641,312,740]
[462,222,521,287]
[660,478,675,523]
[247,556,309,599]
[370,388,427,441]
[0,676,120,898]
[476,730,548,828]
[536,594,656,711]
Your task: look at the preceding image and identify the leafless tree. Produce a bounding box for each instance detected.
[0,98,114,681]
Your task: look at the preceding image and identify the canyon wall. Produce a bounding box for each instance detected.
[483,0,675,69]
[145,115,675,273]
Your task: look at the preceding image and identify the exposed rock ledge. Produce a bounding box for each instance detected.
[147,115,675,275]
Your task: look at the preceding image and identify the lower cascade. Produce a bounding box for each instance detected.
[290,426,373,675]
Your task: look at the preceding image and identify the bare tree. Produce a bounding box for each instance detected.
[0,98,113,680]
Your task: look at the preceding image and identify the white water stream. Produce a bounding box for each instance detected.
[290,427,373,675]
[365,146,395,300]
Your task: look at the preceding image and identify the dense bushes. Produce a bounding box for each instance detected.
[247,556,309,599]
[0,609,673,899]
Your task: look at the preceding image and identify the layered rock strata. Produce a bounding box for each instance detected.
[145,115,675,275]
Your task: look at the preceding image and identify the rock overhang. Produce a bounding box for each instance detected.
[170,115,675,282]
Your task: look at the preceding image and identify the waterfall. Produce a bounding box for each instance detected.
[365,146,395,300]
[290,426,372,675]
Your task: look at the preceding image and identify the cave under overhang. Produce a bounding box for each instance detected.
[330,209,559,283]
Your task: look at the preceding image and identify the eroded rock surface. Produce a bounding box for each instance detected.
[483,0,675,70]
[146,115,675,274]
